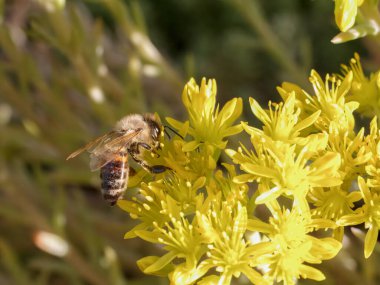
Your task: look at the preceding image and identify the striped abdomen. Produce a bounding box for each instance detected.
[100,154,129,206]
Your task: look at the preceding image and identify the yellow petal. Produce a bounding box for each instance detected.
[222,124,243,137]
[337,212,366,226]
[310,152,341,181]
[232,174,256,184]
[241,163,277,178]
[247,218,272,233]
[308,218,337,230]
[124,223,147,239]
[309,177,342,188]
[293,110,321,134]
[166,117,188,135]
[241,121,261,137]
[339,71,353,98]
[171,262,211,284]
[143,251,177,273]
[255,186,282,204]
[333,227,345,241]
[249,97,271,125]
[193,176,207,190]
[232,204,247,242]
[364,225,378,258]
[197,212,217,242]
[242,265,268,285]
[135,230,160,244]
[358,176,372,204]
[331,26,366,43]
[334,0,358,32]
[117,200,135,213]
[299,264,325,281]
[197,275,220,285]
[182,140,201,152]
[137,256,175,276]
[311,237,342,259]
[217,97,242,126]
[297,133,328,152]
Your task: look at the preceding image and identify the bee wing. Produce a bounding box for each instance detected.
[89,128,142,156]
[100,128,143,150]
[86,129,142,171]
[89,148,125,171]
[66,131,119,160]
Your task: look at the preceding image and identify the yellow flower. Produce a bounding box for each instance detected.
[327,125,371,184]
[211,163,249,204]
[229,140,342,211]
[244,94,320,144]
[309,70,357,134]
[163,175,206,212]
[280,70,358,135]
[167,78,243,152]
[365,117,380,191]
[338,176,380,258]
[226,137,266,184]
[249,208,341,285]
[308,186,362,240]
[309,186,362,221]
[341,53,380,118]
[196,200,268,285]
[135,213,206,279]
[119,181,182,239]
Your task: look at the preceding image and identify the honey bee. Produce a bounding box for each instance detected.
[67,113,169,205]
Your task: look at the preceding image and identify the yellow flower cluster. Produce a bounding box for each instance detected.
[118,56,380,284]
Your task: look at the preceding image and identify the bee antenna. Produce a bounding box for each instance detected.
[163,125,184,139]
[164,128,171,139]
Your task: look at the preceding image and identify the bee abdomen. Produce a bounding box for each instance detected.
[100,157,128,206]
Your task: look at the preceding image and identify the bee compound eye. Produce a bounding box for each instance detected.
[152,127,159,139]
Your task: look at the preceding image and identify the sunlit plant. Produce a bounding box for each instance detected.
[117,54,380,284]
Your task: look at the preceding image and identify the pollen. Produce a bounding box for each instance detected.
[142,203,151,210]
[145,196,154,202]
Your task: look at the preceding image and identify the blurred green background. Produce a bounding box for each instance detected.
[0,0,379,284]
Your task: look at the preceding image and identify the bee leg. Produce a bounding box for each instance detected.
[128,148,169,174]
[148,164,170,174]
[132,155,169,174]
[137,142,152,151]
[133,142,160,157]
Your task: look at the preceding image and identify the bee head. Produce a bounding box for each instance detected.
[143,113,162,143]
